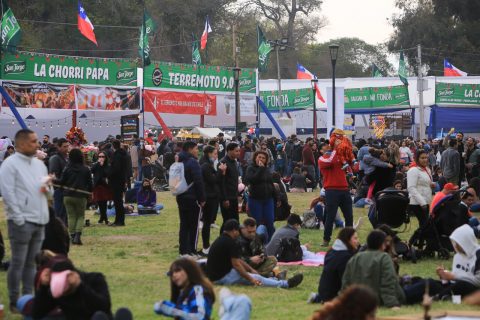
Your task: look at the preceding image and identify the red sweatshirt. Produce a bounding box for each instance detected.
[318,151,348,190]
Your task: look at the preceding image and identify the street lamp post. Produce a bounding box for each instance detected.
[329,44,339,129]
[311,79,318,139]
[233,67,241,137]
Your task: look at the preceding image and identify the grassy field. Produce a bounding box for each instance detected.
[0,192,478,319]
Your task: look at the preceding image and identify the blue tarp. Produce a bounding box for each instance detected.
[428,104,480,138]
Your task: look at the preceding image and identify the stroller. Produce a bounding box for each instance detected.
[409,191,467,260]
[369,189,410,229]
[369,189,417,262]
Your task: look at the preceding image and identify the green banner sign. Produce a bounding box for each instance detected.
[436,82,480,105]
[260,88,313,111]
[143,61,256,94]
[1,51,138,86]
[344,85,410,109]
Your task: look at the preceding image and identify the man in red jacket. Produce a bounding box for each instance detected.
[318,141,353,246]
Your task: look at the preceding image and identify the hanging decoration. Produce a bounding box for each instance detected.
[66,126,87,146]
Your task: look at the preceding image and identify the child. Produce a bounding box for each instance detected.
[154,258,215,320]
[430,182,458,214]
[363,148,393,201]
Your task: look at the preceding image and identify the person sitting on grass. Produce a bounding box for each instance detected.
[265,214,302,257]
[342,230,405,308]
[206,219,303,289]
[28,257,113,320]
[154,258,215,320]
[403,224,480,304]
[430,182,458,214]
[237,217,285,279]
[289,167,307,192]
[309,227,359,303]
[137,178,164,213]
[310,285,378,320]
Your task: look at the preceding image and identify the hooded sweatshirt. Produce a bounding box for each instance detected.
[317,239,355,302]
[449,224,480,287]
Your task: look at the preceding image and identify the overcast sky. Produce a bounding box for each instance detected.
[318,0,398,44]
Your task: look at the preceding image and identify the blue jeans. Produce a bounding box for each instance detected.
[256,225,268,245]
[215,268,288,288]
[220,294,252,320]
[248,198,275,242]
[138,204,164,212]
[324,189,353,242]
[53,189,67,225]
[314,203,343,227]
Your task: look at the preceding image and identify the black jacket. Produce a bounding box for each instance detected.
[109,148,129,186]
[177,151,206,202]
[59,164,92,198]
[218,155,239,201]
[91,162,110,187]
[245,164,274,200]
[317,240,355,302]
[32,272,112,320]
[200,157,220,199]
[42,208,69,256]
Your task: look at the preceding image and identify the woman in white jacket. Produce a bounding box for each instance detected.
[407,149,435,226]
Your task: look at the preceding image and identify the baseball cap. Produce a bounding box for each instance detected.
[443,183,459,191]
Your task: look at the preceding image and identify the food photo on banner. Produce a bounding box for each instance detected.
[76,86,140,110]
[143,90,217,115]
[2,81,76,109]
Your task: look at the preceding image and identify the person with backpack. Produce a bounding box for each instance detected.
[265,214,302,257]
[176,141,206,256]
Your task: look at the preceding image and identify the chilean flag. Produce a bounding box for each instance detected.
[78,1,98,45]
[200,16,211,50]
[297,63,325,103]
[444,59,467,77]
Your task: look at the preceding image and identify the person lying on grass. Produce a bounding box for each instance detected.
[206,219,303,288]
[154,258,215,320]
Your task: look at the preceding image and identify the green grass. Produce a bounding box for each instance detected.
[0,192,476,319]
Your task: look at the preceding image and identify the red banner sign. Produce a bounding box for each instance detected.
[144,90,217,115]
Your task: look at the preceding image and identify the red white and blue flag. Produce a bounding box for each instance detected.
[444,59,467,77]
[297,63,325,103]
[78,1,97,45]
[200,16,212,50]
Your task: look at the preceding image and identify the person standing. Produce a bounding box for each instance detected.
[200,145,223,255]
[441,139,460,185]
[176,141,206,255]
[217,132,227,159]
[59,148,93,245]
[129,138,139,182]
[302,138,316,186]
[108,140,129,227]
[465,137,480,183]
[49,138,70,225]
[407,150,435,227]
[318,138,354,247]
[0,129,51,312]
[245,151,276,241]
[91,151,113,225]
[218,143,241,227]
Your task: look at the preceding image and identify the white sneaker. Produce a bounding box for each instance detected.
[198,221,204,229]
[202,247,210,255]
[307,292,318,303]
[211,223,220,229]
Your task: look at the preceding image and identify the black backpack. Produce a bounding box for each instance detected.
[276,237,303,262]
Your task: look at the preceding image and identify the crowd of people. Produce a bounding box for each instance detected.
[1,127,480,319]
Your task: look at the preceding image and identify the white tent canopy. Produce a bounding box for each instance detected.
[191,127,232,140]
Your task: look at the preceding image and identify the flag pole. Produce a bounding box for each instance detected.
[141,5,145,139]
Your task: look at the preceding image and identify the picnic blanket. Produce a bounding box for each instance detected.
[277,247,326,266]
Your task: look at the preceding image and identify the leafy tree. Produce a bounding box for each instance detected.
[388,0,480,75]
